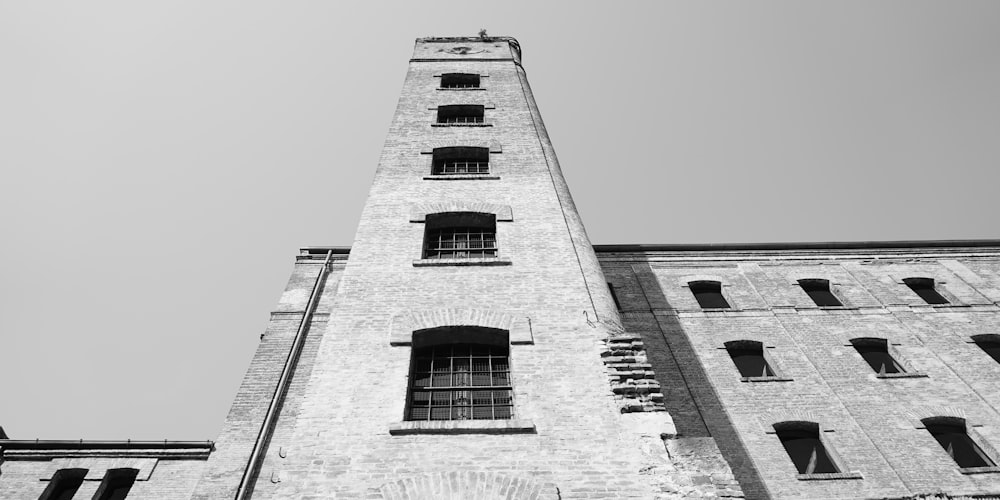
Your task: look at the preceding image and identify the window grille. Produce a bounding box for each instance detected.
[924,418,995,468]
[689,280,730,309]
[441,73,481,88]
[903,277,949,305]
[437,105,485,124]
[432,146,490,175]
[725,341,775,378]
[850,338,904,374]
[798,279,843,307]
[425,227,496,259]
[407,343,513,421]
[774,422,839,474]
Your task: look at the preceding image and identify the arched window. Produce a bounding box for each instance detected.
[39,468,87,500]
[423,212,497,259]
[850,338,904,374]
[797,279,843,307]
[971,334,1000,365]
[922,417,996,468]
[432,147,490,175]
[93,468,139,500]
[440,73,481,89]
[773,421,839,474]
[724,340,774,378]
[689,280,730,309]
[903,277,949,305]
[407,327,513,421]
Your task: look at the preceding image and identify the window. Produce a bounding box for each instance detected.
[93,468,139,500]
[850,338,904,374]
[607,282,623,311]
[407,337,512,421]
[423,212,496,259]
[440,73,480,89]
[689,280,730,309]
[774,422,839,474]
[903,277,949,305]
[436,104,484,124]
[798,279,843,307]
[972,335,1000,365]
[432,147,489,175]
[725,341,775,378]
[923,417,996,469]
[40,468,87,500]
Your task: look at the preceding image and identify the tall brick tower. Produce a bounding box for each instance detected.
[189,36,741,499]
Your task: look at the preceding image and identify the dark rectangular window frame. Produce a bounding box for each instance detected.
[902,277,953,306]
[970,335,1000,365]
[39,468,87,500]
[92,468,139,500]
[797,279,846,308]
[919,418,1000,473]
[430,104,494,127]
[435,72,489,91]
[720,341,793,383]
[687,280,732,310]
[845,339,928,379]
[767,424,863,481]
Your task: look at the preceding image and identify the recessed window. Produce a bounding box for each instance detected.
[774,422,839,474]
[689,280,730,309]
[440,73,481,89]
[903,277,949,305]
[725,340,774,378]
[923,417,996,468]
[798,279,843,307]
[972,334,1000,365]
[407,340,512,421]
[93,468,139,500]
[850,338,904,374]
[40,468,87,500]
[437,105,484,124]
[432,147,490,175]
[424,212,496,259]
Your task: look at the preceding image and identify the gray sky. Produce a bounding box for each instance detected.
[2,1,998,441]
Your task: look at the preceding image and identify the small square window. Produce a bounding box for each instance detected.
[689,280,730,309]
[903,277,949,305]
[798,279,843,307]
[440,73,481,89]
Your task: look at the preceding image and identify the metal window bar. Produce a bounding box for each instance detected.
[425,227,497,259]
[441,82,480,88]
[408,344,513,421]
[434,160,490,175]
[438,115,484,124]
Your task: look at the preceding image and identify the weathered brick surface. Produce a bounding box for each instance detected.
[599,246,1000,499]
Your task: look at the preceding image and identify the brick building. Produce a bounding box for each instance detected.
[3,36,1000,500]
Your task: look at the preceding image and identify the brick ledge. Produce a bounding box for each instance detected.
[389,419,536,435]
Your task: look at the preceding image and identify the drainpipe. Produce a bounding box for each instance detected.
[235,249,332,500]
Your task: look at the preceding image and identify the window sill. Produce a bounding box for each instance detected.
[960,466,1000,475]
[796,471,863,481]
[437,87,487,91]
[431,123,493,127]
[389,419,536,435]
[423,175,500,181]
[740,376,794,383]
[413,257,512,267]
[875,372,928,379]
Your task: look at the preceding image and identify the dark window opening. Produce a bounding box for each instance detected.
[798,279,843,307]
[40,468,87,500]
[93,468,139,500]
[437,105,484,124]
[432,147,490,175]
[903,277,949,305]
[423,212,496,259]
[440,73,481,88]
[924,418,995,468]
[607,282,623,311]
[725,341,775,378]
[407,342,512,421]
[850,338,904,374]
[972,335,1000,365]
[689,280,730,309]
[774,422,839,474]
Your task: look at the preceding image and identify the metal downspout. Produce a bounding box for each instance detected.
[234,249,332,500]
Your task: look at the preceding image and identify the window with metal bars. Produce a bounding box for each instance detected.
[850,338,905,374]
[923,417,996,469]
[773,422,840,475]
[903,277,949,305]
[440,73,481,88]
[432,146,490,175]
[437,104,484,124]
[424,212,497,259]
[798,279,843,307]
[407,343,513,421]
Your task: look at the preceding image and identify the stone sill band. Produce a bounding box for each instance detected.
[413,258,512,267]
[389,419,536,435]
[796,471,863,481]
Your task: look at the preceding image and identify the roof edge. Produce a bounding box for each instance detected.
[593,239,1000,253]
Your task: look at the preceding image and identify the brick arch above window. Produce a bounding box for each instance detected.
[389,308,533,345]
[677,274,728,288]
[409,202,513,222]
[906,406,969,428]
[759,410,832,432]
[377,471,559,500]
[420,140,502,154]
